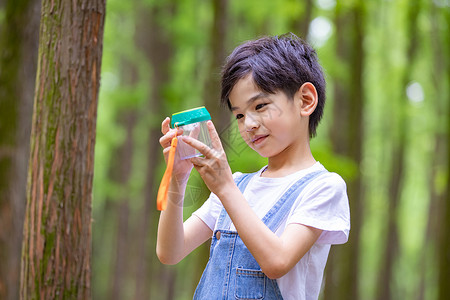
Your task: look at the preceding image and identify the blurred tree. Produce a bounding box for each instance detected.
[290,0,312,38]
[376,1,420,299]
[19,0,105,298]
[0,0,40,299]
[90,2,141,298]
[108,100,137,300]
[437,4,450,298]
[324,1,365,299]
[90,0,449,298]
[193,0,232,290]
[134,1,175,299]
[203,0,230,133]
[439,86,450,300]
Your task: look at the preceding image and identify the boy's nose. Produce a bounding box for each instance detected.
[244,114,260,132]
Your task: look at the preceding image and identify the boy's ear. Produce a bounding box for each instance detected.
[296,82,318,117]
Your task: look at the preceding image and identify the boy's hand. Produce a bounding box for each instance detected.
[159,117,193,183]
[182,121,234,197]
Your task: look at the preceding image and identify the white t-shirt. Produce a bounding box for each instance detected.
[192,162,350,300]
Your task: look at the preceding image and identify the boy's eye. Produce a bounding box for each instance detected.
[235,113,244,120]
[255,103,268,110]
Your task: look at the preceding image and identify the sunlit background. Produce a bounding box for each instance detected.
[89,0,450,299]
[0,0,448,299]
[91,0,450,299]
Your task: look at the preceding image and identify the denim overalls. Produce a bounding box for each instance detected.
[194,170,326,300]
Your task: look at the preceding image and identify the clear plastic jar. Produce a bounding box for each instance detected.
[171,106,212,160]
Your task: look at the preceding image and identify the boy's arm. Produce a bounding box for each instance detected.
[156,179,212,265]
[216,185,322,279]
[156,117,212,265]
[182,121,322,279]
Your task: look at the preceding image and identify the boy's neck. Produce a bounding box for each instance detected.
[262,142,316,178]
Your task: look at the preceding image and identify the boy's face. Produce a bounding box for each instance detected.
[229,74,308,159]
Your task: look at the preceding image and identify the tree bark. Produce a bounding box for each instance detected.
[0,0,40,299]
[19,0,105,298]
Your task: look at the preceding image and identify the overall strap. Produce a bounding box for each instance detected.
[262,170,327,232]
[216,172,256,230]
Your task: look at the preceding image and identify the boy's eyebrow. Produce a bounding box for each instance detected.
[230,92,269,111]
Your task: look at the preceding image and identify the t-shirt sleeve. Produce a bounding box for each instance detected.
[192,192,223,231]
[192,172,243,231]
[287,172,350,245]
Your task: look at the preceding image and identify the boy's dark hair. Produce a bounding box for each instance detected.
[221,33,326,138]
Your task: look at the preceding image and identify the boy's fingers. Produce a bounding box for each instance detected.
[189,156,205,167]
[161,117,171,134]
[206,121,222,150]
[159,130,178,148]
[159,132,172,147]
[162,146,171,156]
[182,136,213,158]
[159,125,185,148]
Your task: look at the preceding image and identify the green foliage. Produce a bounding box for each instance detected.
[91,0,450,299]
[0,9,4,27]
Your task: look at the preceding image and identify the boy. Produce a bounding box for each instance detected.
[157,33,350,300]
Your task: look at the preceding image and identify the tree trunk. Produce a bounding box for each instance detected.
[108,110,137,300]
[432,3,450,300]
[346,7,365,300]
[133,2,174,299]
[437,21,450,297]
[417,135,446,300]
[324,2,365,300]
[416,4,448,298]
[204,0,230,133]
[0,0,40,299]
[290,0,312,39]
[192,0,231,288]
[438,79,450,300]
[323,5,348,299]
[376,1,420,299]
[19,0,105,298]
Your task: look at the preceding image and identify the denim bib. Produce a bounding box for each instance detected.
[193,170,326,300]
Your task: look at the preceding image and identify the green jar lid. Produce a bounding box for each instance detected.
[171,106,211,127]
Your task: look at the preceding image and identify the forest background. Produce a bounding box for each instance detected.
[0,0,449,299]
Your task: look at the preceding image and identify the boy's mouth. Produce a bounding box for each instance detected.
[251,134,269,145]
